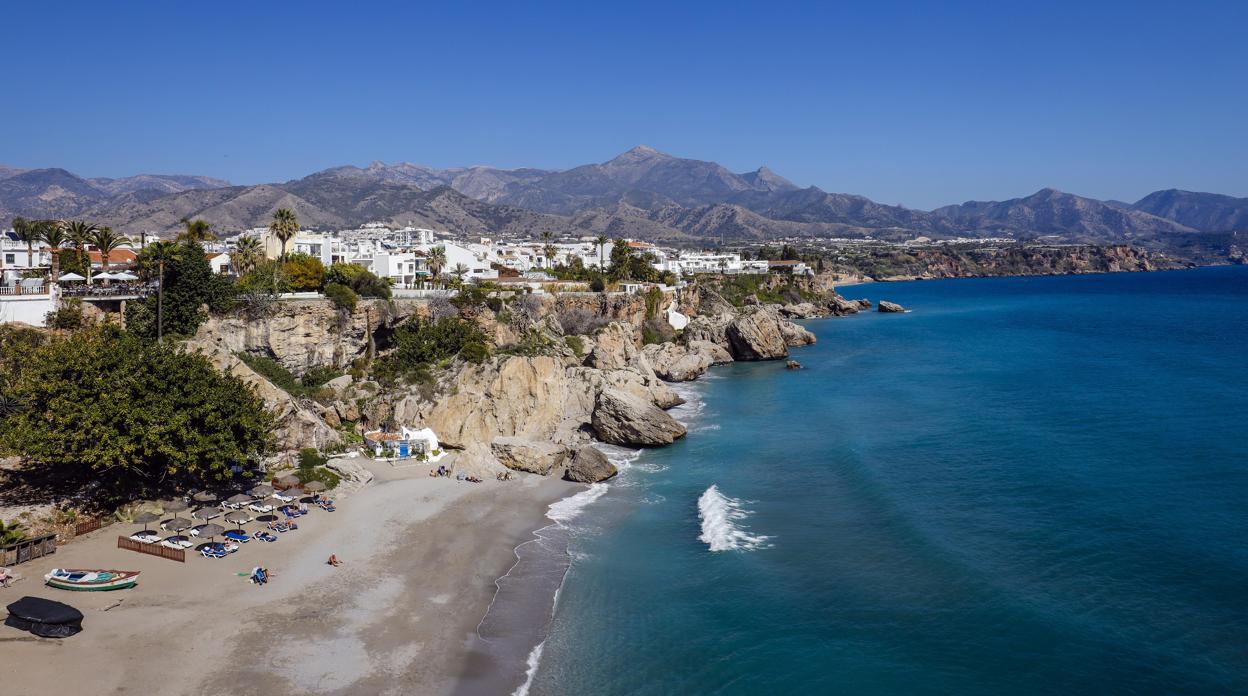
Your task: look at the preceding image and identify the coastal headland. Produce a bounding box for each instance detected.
[0,269,853,694]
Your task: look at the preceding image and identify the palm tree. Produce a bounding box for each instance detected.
[38,220,69,283]
[269,208,298,261]
[540,230,556,268]
[596,234,609,269]
[63,220,97,259]
[88,226,124,276]
[427,246,447,287]
[144,241,179,344]
[231,236,263,275]
[178,218,216,244]
[12,217,40,268]
[452,263,469,287]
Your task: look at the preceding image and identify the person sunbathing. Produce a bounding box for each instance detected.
[328,554,342,567]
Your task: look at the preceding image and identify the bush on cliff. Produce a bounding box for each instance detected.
[375,316,490,384]
[326,263,391,299]
[0,326,274,500]
[324,282,358,312]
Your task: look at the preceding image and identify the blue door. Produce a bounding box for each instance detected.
[399,442,409,458]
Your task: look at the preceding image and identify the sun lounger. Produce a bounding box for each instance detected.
[201,547,226,559]
[162,537,193,550]
[253,531,277,543]
[224,530,250,543]
[249,503,274,513]
[273,492,295,503]
[130,531,160,544]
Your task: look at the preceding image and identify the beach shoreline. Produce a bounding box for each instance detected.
[0,460,578,696]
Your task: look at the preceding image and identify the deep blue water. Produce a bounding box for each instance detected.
[527,267,1248,696]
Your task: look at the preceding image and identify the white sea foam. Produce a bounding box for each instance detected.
[512,640,545,696]
[697,485,771,552]
[546,483,608,523]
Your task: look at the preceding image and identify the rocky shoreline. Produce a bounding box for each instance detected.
[183,278,879,487]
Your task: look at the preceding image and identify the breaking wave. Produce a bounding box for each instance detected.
[697,485,771,552]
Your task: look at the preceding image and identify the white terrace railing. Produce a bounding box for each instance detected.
[0,285,49,296]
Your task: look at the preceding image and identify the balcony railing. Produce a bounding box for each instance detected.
[0,285,50,296]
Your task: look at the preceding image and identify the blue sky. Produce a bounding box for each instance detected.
[2,0,1244,209]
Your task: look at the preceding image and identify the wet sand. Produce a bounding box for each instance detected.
[0,461,578,695]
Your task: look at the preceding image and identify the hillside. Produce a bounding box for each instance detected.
[0,150,1242,262]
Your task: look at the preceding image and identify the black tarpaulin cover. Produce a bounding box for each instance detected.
[5,596,84,638]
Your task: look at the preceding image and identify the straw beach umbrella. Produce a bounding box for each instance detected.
[275,473,300,488]
[248,484,274,498]
[161,499,188,514]
[164,517,193,545]
[303,481,326,493]
[196,523,226,542]
[133,511,160,533]
[224,511,251,529]
[225,493,252,508]
[192,507,219,524]
[192,491,218,504]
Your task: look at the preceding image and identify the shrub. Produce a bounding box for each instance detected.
[564,335,585,357]
[46,298,85,330]
[557,306,609,335]
[327,263,391,299]
[297,447,328,470]
[641,317,674,346]
[375,316,490,383]
[281,253,327,292]
[589,276,606,292]
[324,282,358,312]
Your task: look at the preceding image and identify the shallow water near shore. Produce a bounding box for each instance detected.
[520,267,1248,695]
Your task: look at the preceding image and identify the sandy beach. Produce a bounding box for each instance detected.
[0,459,578,695]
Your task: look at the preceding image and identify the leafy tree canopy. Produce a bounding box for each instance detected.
[0,326,274,499]
[126,240,234,340]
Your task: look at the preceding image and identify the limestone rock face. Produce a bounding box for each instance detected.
[563,446,618,483]
[726,309,789,360]
[188,347,341,454]
[587,322,640,370]
[188,298,420,376]
[448,442,509,479]
[828,295,864,316]
[682,314,733,346]
[779,302,822,319]
[777,317,817,347]
[326,455,374,490]
[592,387,687,446]
[491,437,571,475]
[643,342,714,382]
[878,300,907,313]
[853,299,872,310]
[688,340,734,365]
[420,356,582,448]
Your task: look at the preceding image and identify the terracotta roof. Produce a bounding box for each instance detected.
[89,249,138,264]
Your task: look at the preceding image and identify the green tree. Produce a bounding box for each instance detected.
[269,208,298,261]
[326,262,391,298]
[88,226,125,277]
[178,218,216,244]
[0,326,274,498]
[281,252,326,292]
[126,240,233,340]
[37,220,69,282]
[375,316,489,383]
[12,217,40,268]
[231,236,263,275]
[426,246,447,287]
[596,234,609,269]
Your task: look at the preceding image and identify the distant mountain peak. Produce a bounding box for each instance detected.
[741,165,798,193]
[611,145,672,163]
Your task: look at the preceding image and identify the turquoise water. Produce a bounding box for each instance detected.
[527,267,1248,695]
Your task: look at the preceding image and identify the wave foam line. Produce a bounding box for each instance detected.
[697,484,771,552]
[511,640,545,696]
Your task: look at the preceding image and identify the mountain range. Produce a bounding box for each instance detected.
[1,148,1243,260]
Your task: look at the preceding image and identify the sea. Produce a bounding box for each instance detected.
[501,266,1248,695]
